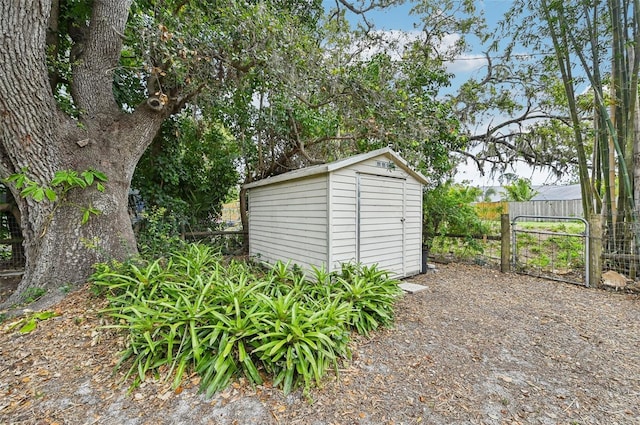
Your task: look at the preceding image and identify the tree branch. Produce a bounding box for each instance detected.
[71,0,132,121]
[287,110,324,165]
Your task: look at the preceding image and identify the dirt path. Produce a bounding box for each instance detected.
[1,264,639,425]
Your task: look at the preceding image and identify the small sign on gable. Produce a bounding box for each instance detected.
[375,160,396,170]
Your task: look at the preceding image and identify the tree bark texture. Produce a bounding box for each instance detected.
[0,0,168,307]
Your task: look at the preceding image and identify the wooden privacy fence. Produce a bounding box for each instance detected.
[475,200,584,220]
[509,200,583,218]
[474,202,508,220]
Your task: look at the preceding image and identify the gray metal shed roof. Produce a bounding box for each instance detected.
[531,184,582,201]
[243,147,428,189]
[476,184,582,202]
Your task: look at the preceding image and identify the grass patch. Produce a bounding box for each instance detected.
[516,221,585,234]
[514,222,586,273]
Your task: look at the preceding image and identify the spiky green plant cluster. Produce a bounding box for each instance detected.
[91,244,402,396]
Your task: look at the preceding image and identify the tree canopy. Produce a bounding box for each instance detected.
[494,0,640,254]
[0,0,469,306]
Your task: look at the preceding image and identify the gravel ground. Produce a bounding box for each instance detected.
[1,263,639,425]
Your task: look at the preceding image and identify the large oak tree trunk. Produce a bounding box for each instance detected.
[0,0,168,308]
[5,113,164,307]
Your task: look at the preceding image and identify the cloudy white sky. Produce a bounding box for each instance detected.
[354,1,506,76]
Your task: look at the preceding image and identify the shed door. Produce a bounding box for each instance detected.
[357,174,405,276]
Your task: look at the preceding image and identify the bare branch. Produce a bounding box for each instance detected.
[287,109,323,165]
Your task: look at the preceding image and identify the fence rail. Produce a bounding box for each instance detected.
[428,214,595,286]
[182,230,247,239]
[181,230,247,255]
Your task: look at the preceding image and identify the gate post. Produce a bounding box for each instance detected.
[588,214,602,288]
[500,213,511,273]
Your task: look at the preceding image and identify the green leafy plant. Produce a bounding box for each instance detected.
[135,206,186,258]
[334,263,403,336]
[92,244,403,397]
[133,115,239,228]
[530,254,551,268]
[3,168,108,225]
[4,168,107,202]
[92,245,268,393]
[23,287,47,304]
[423,181,489,254]
[502,177,538,202]
[51,169,107,195]
[253,298,346,394]
[4,310,59,334]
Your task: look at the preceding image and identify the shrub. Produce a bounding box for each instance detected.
[135,206,185,258]
[423,181,489,253]
[91,246,402,396]
[334,263,403,336]
[253,295,349,394]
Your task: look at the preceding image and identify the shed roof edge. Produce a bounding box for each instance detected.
[243,147,428,190]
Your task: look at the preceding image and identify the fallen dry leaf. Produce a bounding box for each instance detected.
[0,265,638,424]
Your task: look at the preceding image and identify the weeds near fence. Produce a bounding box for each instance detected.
[511,217,587,285]
[428,219,502,266]
[429,219,587,279]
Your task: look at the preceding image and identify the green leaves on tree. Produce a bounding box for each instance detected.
[133,115,239,226]
[423,181,488,250]
[502,177,538,202]
[3,168,108,225]
[50,169,108,194]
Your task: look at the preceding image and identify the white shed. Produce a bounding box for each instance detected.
[243,148,428,278]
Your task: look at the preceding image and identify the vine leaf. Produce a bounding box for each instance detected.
[45,188,57,201]
[4,168,107,224]
[81,206,102,225]
[82,171,95,186]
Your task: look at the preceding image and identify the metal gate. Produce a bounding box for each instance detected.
[511,215,589,286]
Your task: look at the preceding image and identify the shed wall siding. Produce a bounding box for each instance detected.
[248,176,328,270]
[328,154,424,277]
[328,170,358,270]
